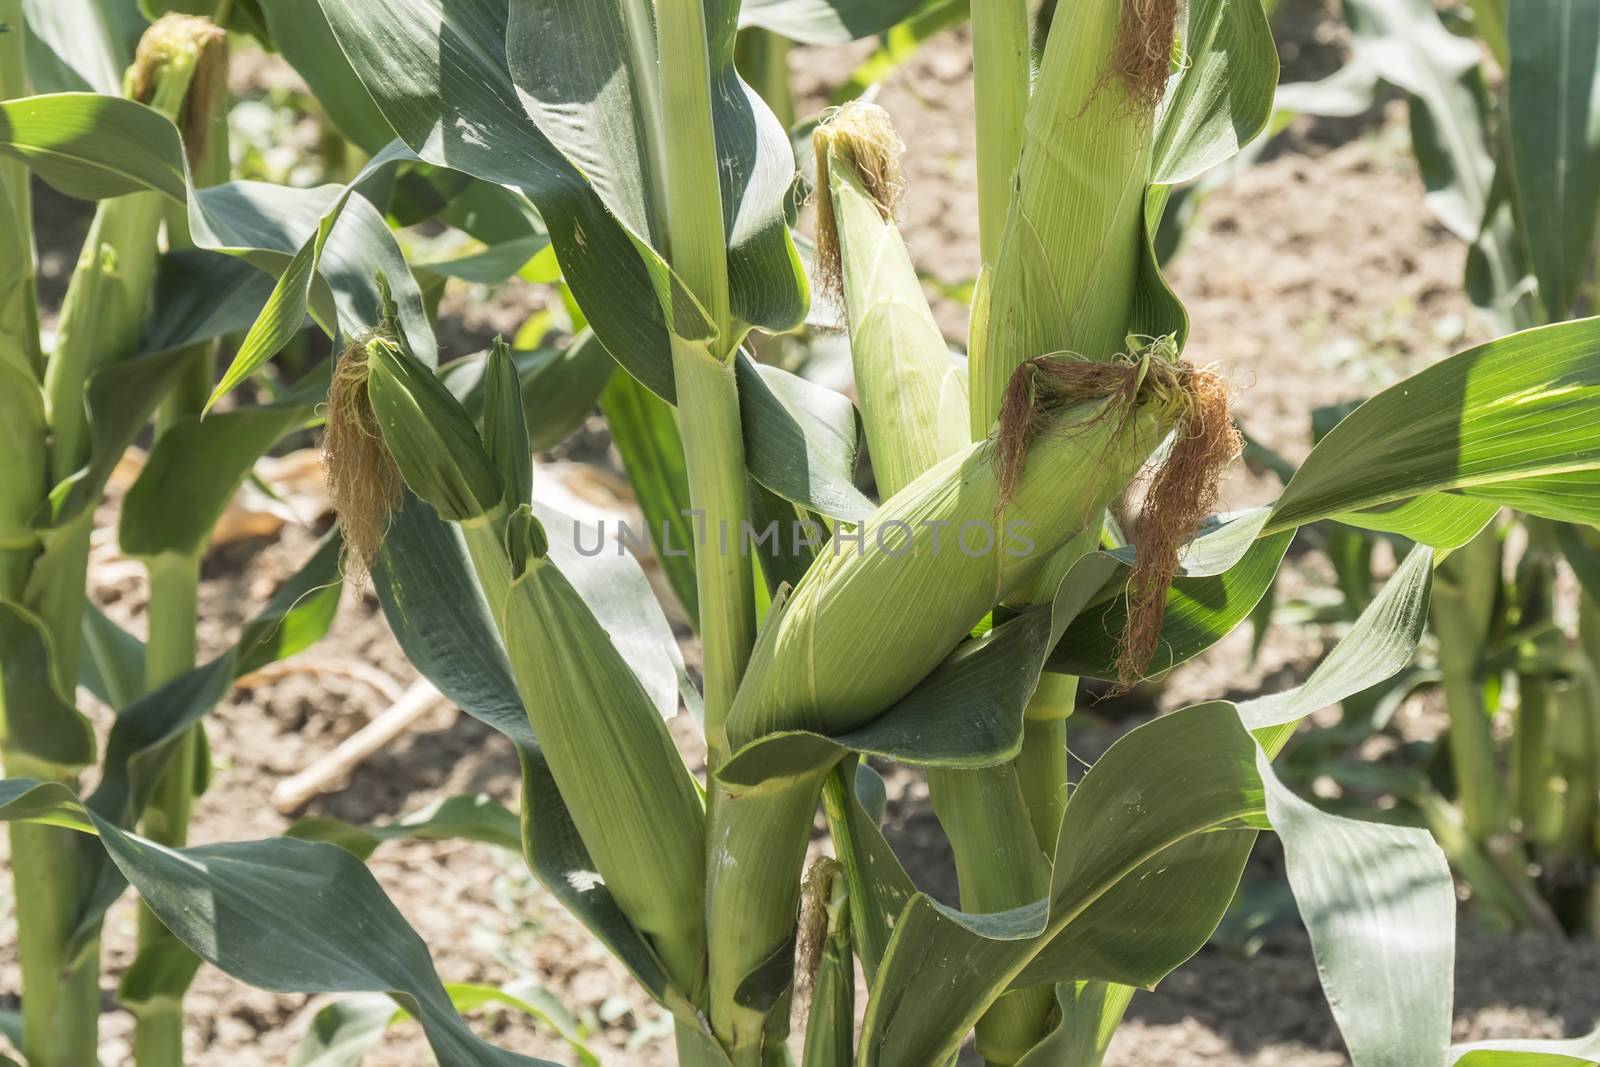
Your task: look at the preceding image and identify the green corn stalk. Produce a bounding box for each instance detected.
[0,0,43,603]
[656,0,757,774]
[1430,522,1559,933]
[0,17,223,1065]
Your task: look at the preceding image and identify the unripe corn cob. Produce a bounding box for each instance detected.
[366,336,504,525]
[706,371,1182,1058]
[813,103,967,499]
[727,391,1173,747]
[499,508,708,1002]
[973,0,1178,430]
[327,334,710,1003]
[816,101,1060,1064]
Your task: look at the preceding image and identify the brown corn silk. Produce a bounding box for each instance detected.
[996,353,1240,686]
[811,101,906,304]
[322,339,403,580]
[795,856,844,998]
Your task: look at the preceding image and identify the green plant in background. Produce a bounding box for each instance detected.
[1256,0,1600,936]
[3,3,1600,1067]
[0,3,445,1062]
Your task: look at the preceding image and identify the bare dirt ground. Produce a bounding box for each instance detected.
[3,2,1597,1065]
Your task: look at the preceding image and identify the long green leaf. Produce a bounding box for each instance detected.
[0,94,435,388]
[314,0,805,401]
[1260,752,1455,1067]
[0,601,97,773]
[1452,1029,1600,1066]
[857,546,1435,1066]
[1268,319,1600,533]
[20,0,143,95]
[1343,0,1494,241]
[1507,0,1600,320]
[1152,0,1278,185]
[88,820,557,1067]
[738,0,939,44]
[119,400,318,559]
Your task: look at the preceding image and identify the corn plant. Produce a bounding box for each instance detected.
[0,5,476,1062]
[1260,0,1600,934]
[4,2,1600,1067]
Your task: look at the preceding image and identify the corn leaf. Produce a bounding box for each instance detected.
[0,602,97,773]
[1451,1029,1600,1066]
[44,348,206,527]
[65,535,344,949]
[1507,0,1600,320]
[143,250,286,354]
[313,0,802,400]
[289,795,521,860]
[370,495,696,1015]
[289,993,395,1067]
[0,94,436,387]
[208,143,433,406]
[78,601,146,712]
[1153,0,1278,185]
[827,1,971,104]
[20,0,142,95]
[1013,983,1134,1067]
[1343,0,1494,241]
[738,0,941,45]
[10,789,460,1050]
[0,778,97,833]
[502,0,804,339]
[0,92,187,200]
[119,399,319,560]
[601,369,700,627]
[1050,511,1293,680]
[94,811,557,1066]
[737,357,874,523]
[258,0,395,152]
[1260,752,1454,1067]
[1267,318,1600,533]
[858,546,1434,1067]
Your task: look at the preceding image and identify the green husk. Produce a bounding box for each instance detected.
[705,364,1183,1061]
[481,337,533,510]
[728,385,1174,744]
[973,0,1175,427]
[366,337,503,523]
[499,508,708,1001]
[815,100,1061,1061]
[812,103,967,500]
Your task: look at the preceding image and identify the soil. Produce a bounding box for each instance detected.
[3,2,1598,1066]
